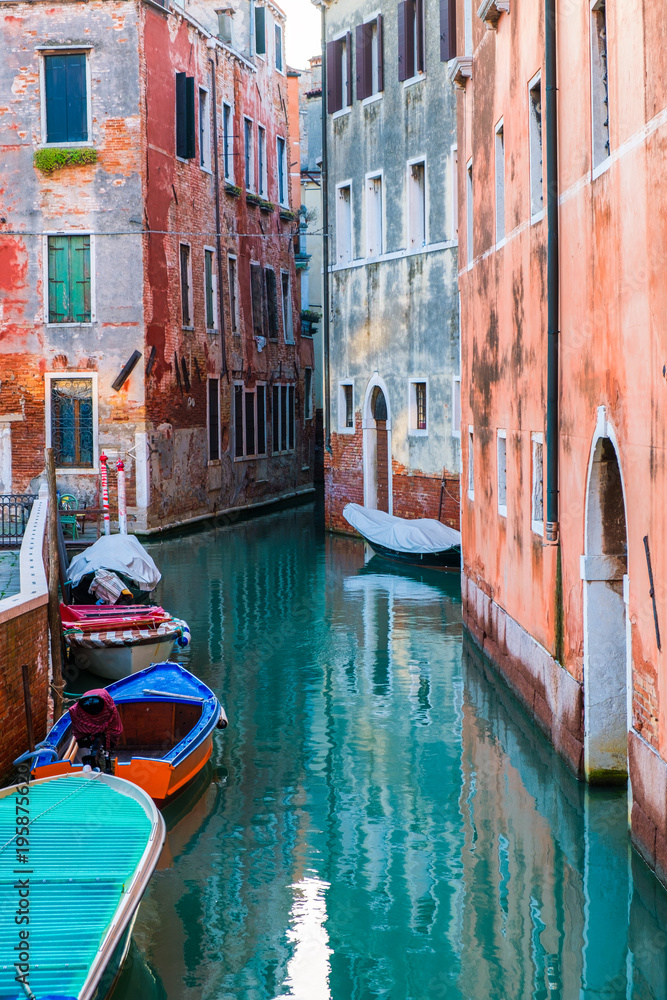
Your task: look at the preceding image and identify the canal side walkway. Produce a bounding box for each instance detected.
[0,550,19,599]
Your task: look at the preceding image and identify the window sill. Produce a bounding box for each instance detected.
[408,429,428,437]
[46,321,94,328]
[467,490,474,502]
[38,140,94,150]
[532,520,544,536]
[403,73,425,90]
[530,208,545,225]
[332,107,352,121]
[207,327,218,335]
[592,155,612,181]
[498,504,507,518]
[362,92,383,107]
[200,165,213,175]
[55,467,98,475]
[337,426,355,435]
[208,459,222,467]
[234,454,267,463]
[181,325,194,332]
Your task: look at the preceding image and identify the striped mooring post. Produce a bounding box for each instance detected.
[100,452,110,535]
[116,460,127,535]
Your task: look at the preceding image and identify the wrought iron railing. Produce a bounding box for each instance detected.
[0,495,38,548]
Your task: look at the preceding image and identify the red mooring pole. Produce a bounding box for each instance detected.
[100,452,110,535]
[116,460,127,534]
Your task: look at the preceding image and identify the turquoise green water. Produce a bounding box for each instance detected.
[115,502,667,1000]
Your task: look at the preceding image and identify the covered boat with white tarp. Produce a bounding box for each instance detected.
[343,503,461,571]
[67,534,161,604]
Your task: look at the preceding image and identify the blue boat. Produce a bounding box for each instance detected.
[0,772,165,1000]
[26,662,227,808]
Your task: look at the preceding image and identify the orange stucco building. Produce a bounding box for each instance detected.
[456,0,667,884]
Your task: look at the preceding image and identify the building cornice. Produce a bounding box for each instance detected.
[477,0,509,29]
[448,57,472,89]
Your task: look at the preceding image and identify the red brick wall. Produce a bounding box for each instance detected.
[0,605,49,783]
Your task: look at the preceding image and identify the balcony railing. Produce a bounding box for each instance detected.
[0,495,38,548]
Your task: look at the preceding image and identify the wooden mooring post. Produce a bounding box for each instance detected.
[45,448,64,721]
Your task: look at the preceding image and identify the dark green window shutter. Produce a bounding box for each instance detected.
[257,386,266,454]
[251,263,265,337]
[176,72,187,157]
[185,76,196,159]
[70,235,91,322]
[272,385,279,451]
[205,250,215,328]
[281,385,288,450]
[265,268,277,339]
[45,53,87,144]
[234,385,244,457]
[255,6,266,55]
[48,235,90,323]
[288,385,295,449]
[245,390,255,456]
[208,379,220,460]
[48,236,68,323]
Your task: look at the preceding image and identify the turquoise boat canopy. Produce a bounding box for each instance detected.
[0,774,154,1000]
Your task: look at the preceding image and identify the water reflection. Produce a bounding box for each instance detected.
[110,504,667,1000]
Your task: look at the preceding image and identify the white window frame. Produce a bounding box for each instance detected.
[179,241,194,330]
[466,157,473,266]
[452,375,461,439]
[207,376,221,464]
[528,72,544,220]
[467,426,474,500]
[275,21,285,74]
[198,85,212,173]
[38,47,93,148]
[304,367,314,422]
[234,381,267,460]
[365,170,384,258]
[276,135,288,206]
[228,253,239,334]
[331,28,352,118]
[244,115,255,192]
[45,371,99,474]
[272,382,296,453]
[335,181,353,265]
[531,432,544,535]
[408,378,428,436]
[280,269,294,344]
[407,156,427,250]
[450,144,458,241]
[497,428,507,517]
[590,0,611,173]
[42,231,96,327]
[495,118,505,243]
[203,245,218,332]
[257,124,267,198]
[222,101,234,182]
[338,380,355,434]
[362,9,383,103]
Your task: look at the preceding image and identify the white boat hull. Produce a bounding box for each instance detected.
[71,635,177,680]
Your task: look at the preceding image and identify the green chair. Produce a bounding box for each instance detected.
[59,493,79,540]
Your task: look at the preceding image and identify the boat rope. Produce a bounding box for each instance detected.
[0,773,105,856]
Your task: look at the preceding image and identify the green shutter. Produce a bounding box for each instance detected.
[70,235,91,322]
[205,250,215,328]
[48,236,69,323]
[48,235,90,323]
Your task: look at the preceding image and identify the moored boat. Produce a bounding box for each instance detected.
[67,533,162,605]
[61,603,191,681]
[343,502,462,571]
[24,662,227,808]
[0,771,165,1000]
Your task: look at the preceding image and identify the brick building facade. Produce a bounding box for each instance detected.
[322,0,460,534]
[0,0,314,532]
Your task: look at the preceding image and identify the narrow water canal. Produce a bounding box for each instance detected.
[115,502,667,1000]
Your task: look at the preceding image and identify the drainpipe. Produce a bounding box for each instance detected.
[545,0,559,543]
[209,52,228,377]
[320,0,332,453]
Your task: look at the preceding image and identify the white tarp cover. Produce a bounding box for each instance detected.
[343,503,461,555]
[67,534,161,591]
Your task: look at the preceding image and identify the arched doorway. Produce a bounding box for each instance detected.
[362,377,392,512]
[583,419,629,782]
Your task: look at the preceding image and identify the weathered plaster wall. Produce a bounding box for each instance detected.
[324,0,460,533]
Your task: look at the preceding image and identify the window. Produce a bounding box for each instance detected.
[452,376,461,438]
[408,161,426,249]
[176,73,196,159]
[532,434,544,534]
[180,244,193,327]
[275,22,284,72]
[228,255,239,333]
[250,262,265,337]
[495,120,505,241]
[47,235,91,324]
[464,0,472,56]
[304,368,313,420]
[277,136,288,205]
[258,126,267,197]
[44,52,88,144]
[409,380,428,433]
[217,8,233,44]
[48,376,95,469]
[235,383,267,459]
[497,430,507,516]
[529,76,543,217]
[466,158,473,265]
[272,384,295,452]
[199,88,211,170]
[451,146,458,238]
[326,33,352,114]
[468,427,474,499]
[365,174,383,257]
[265,268,278,340]
[398,0,424,83]
[255,4,266,55]
[591,0,610,167]
[356,15,384,100]
[336,184,352,264]
[244,117,254,190]
[208,378,220,461]
[440,0,456,62]
[223,103,233,181]
[281,271,294,344]
[204,248,217,330]
[338,382,354,432]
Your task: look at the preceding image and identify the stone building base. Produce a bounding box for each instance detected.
[462,572,584,776]
[628,731,667,888]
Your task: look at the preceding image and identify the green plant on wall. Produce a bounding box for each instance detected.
[34,148,98,173]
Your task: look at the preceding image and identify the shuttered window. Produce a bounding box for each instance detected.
[281,271,294,344]
[250,262,265,337]
[326,33,352,113]
[272,384,295,452]
[439,0,457,62]
[234,383,266,458]
[398,0,424,82]
[356,16,383,100]
[255,5,266,54]
[180,244,192,327]
[47,235,91,324]
[176,73,196,159]
[265,268,278,339]
[45,53,88,144]
[208,378,220,461]
[205,250,216,329]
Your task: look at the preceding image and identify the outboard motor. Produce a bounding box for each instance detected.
[80,733,113,774]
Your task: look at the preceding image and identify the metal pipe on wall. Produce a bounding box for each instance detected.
[320,0,332,454]
[545,0,559,543]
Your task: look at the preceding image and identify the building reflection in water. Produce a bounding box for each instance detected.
[108,507,667,1000]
